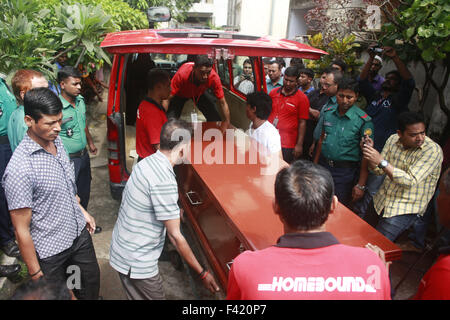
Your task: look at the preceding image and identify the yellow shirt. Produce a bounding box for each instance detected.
[373,134,442,218]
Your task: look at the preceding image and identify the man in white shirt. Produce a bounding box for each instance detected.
[245,92,282,158]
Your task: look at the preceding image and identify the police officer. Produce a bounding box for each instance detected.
[314,77,374,208]
[0,73,22,275]
[58,66,101,233]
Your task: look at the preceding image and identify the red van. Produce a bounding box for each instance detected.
[100,29,327,199]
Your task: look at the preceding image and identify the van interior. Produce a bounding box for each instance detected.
[121,53,258,173]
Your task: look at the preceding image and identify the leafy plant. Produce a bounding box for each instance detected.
[305,33,363,77]
[0,0,148,83]
[373,0,450,142]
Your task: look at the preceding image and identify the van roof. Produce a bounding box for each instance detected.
[100,29,327,59]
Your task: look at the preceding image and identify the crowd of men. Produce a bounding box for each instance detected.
[0,44,449,300]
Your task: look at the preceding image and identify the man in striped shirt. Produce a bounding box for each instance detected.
[362,112,443,242]
[109,119,219,299]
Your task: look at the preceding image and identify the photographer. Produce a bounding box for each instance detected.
[233,59,255,95]
[353,45,415,219]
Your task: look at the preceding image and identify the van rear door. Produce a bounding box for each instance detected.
[101,29,327,198]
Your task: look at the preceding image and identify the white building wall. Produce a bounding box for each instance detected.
[232,0,290,38]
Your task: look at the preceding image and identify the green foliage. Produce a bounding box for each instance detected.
[377,0,450,139]
[0,0,148,82]
[0,1,57,79]
[380,0,450,63]
[305,33,363,76]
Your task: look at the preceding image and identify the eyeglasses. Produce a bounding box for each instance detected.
[321,82,336,88]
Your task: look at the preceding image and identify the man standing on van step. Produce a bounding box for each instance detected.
[136,69,171,161]
[58,66,101,234]
[165,55,230,125]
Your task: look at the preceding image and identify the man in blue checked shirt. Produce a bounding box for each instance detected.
[3,88,100,300]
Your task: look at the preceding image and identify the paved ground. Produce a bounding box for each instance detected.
[0,90,439,300]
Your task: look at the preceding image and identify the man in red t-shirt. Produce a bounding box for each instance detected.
[165,55,230,124]
[136,69,171,160]
[227,160,391,300]
[414,168,450,300]
[268,66,309,163]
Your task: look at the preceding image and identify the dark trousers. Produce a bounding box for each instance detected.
[71,151,92,210]
[38,227,100,300]
[167,93,222,121]
[319,157,358,208]
[282,148,295,164]
[0,143,14,246]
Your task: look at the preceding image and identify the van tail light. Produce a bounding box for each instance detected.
[107,116,122,183]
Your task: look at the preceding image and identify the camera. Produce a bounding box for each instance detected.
[369,45,383,54]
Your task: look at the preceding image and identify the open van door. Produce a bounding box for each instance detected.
[100,29,327,199]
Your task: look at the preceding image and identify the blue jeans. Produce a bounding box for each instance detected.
[0,142,14,246]
[409,187,450,249]
[376,213,418,242]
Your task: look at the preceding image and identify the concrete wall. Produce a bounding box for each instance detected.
[234,0,290,37]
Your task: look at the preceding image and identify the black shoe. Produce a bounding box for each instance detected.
[94,226,102,234]
[1,240,20,258]
[0,264,21,278]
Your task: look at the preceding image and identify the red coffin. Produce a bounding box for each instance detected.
[175,122,401,291]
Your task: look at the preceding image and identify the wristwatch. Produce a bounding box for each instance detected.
[378,159,389,169]
[356,184,366,191]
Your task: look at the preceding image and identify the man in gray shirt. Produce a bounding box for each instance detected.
[110,119,219,299]
[2,88,100,300]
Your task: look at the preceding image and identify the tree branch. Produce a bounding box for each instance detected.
[50,39,81,63]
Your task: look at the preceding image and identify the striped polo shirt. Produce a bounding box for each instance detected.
[109,150,180,279]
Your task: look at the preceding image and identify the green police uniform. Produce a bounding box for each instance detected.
[320,104,374,162]
[59,95,88,154]
[7,105,28,151]
[0,78,17,137]
[313,96,338,141]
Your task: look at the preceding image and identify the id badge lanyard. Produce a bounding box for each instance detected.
[273,93,285,129]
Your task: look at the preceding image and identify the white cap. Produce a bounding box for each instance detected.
[374,55,383,63]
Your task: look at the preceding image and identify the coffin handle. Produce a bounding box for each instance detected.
[186,190,203,206]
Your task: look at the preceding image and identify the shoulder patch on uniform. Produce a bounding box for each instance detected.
[359,113,371,122]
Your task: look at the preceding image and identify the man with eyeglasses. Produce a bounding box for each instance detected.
[266,60,284,93]
[310,69,343,156]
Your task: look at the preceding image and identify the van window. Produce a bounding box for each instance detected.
[216,57,230,87]
[232,56,255,95]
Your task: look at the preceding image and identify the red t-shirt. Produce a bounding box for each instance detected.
[171,62,224,100]
[414,254,450,300]
[268,88,309,148]
[227,244,391,300]
[136,98,167,158]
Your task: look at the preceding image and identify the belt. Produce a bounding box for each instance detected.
[69,148,87,159]
[0,135,9,145]
[323,157,359,168]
